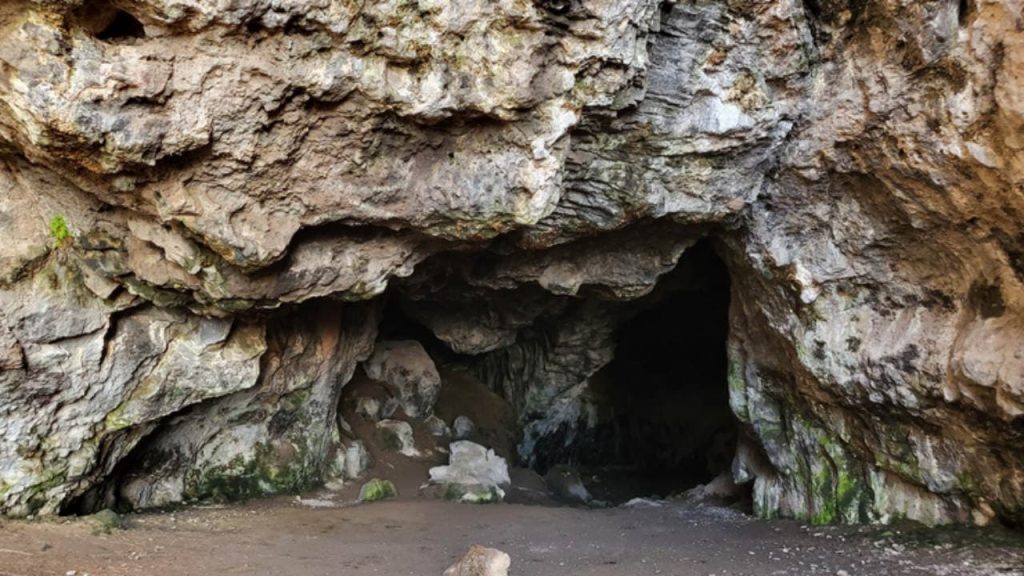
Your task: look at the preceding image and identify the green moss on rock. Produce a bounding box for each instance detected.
[359,478,397,502]
[48,215,72,247]
[184,440,319,503]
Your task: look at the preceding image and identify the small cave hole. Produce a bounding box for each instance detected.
[374,293,454,361]
[957,0,973,27]
[802,0,823,20]
[77,3,147,43]
[97,10,146,41]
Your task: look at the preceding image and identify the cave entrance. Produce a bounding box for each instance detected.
[540,241,739,505]
[340,239,741,509]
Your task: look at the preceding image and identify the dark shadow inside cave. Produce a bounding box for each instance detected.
[96,11,146,41]
[76,2,147,42]
[530,240,740,504]
[375,293,456,363]
[601,240,736,501]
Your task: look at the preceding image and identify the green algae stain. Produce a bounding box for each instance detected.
[184,439,319,504]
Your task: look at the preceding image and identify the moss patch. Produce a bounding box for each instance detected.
[184,439,317,503]
[358,478,397,502]
[48,215,72,247]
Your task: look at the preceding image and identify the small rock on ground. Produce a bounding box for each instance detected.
[443,545,511,576]
[358,478,397,502]
[376,419,419,457]
[452,416,475,440]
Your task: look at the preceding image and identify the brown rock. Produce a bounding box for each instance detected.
[443,545,511,576]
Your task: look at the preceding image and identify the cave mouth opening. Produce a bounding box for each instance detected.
[343,238,745,509]
[529,240,741,505]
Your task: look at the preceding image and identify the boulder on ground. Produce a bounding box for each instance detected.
[429,441,510,503]
[344,441,369,480]
[382,397,401,419]
[364,340,441,418]
[376,419,420,457]
[442,484,505,504]
[544,464,591,505]
[425,415,451,438]
[680,471,747,503]
[85,509,124,534]
[452,415,475,440]
[443,545,511,576]
[355,396,382,421]
[358,478,397,502]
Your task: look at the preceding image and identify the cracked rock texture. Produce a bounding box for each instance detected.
[1,0,1022,526]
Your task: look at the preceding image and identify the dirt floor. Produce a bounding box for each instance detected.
[1,494,1022,576]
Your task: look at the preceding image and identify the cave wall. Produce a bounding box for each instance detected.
[1,0,1023,525]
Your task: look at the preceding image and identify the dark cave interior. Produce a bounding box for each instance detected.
[383,240,742,504]
[590,241,737,501]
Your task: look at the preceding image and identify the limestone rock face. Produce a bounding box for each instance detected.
[0,0,1022,527]
[364,340,442,418]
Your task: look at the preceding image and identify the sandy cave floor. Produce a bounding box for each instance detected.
[1,494,1022,576]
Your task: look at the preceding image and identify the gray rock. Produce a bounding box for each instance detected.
[355,396,382,422]
[376,419,419,457]
[358,479,396,503]
[441,484,505,505]
[381,397,401,420]
[364,341,441,418]
[344,441,370,481]
[681,472,746,503]
[452,416,476,440]
[425,415,451,438]
[1,0,1023,528]
[84,509,124,534]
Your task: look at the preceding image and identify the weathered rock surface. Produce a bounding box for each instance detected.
[344,441,371,481]
[358,478,397,503]
[443,545,511,576]
[364,340,441,418]
[0,0,1022,527]
[452,416,476,441]
[544,464,592,505]
[429,441,510,503]
[376,419,420,457]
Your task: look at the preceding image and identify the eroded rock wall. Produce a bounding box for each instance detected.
[1,0,1022,526]
[725,0,1024,525]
